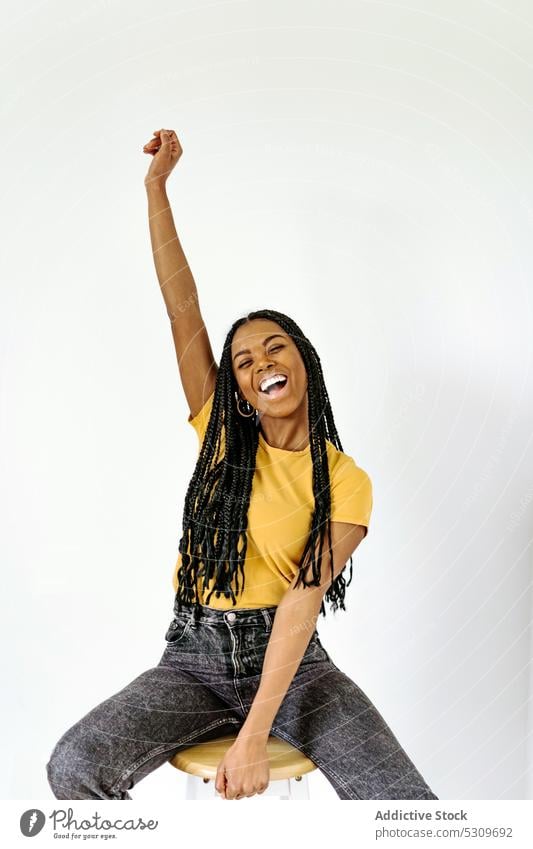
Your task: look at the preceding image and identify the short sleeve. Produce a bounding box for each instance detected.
[187,390,226,460]
[187,390,215,445]
[329,455,373,535]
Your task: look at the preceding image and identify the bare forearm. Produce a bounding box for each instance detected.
[145,182,199,324]
[237,523,367,747]
[237,583,325,745]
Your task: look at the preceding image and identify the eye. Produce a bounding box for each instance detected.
[237,345,284,369]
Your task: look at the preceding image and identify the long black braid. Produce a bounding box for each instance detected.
[175,309,356,623]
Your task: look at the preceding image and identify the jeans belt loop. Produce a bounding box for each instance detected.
[260,609,272,632]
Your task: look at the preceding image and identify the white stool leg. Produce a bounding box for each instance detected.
[288,774,310,799]
[186,774,217,799]
[274,778,291,800]
[184,773,311,800]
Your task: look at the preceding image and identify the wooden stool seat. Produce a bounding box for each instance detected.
[169,733,317,799]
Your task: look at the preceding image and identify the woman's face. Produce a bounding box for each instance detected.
[231,319,308,418]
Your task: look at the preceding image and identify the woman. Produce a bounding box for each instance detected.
[45,129,438,802]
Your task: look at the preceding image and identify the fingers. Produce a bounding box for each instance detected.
[142,128,179,154]
[215,765,227,799]
[157,129,177,143]
[224,783,268,800]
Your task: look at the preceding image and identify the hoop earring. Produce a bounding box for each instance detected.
[235,392,256,418]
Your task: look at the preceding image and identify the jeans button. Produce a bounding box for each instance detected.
[227,612,236,622]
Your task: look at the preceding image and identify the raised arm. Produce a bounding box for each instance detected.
[143,128,217,419]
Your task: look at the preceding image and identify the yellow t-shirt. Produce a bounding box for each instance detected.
[172,391,373,609]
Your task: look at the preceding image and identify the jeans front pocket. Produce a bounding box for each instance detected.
[302,630,331,664]
[164,616,192,648]
[240,624,270,667]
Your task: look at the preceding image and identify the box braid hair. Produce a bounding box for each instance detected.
[175,308,356,623]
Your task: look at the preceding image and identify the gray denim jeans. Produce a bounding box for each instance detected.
[46,598,438,800]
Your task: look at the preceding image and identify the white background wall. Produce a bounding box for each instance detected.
[1,0,532,801]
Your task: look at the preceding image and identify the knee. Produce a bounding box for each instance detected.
[46,730,75,799]
[45,747,64,798]
[45,724,94,800]
[46,738,68,798]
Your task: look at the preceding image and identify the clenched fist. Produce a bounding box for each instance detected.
[143,128,182,189]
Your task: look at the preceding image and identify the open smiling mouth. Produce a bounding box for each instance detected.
[258,374,289,400]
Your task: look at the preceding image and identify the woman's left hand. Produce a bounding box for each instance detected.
[215,738,270,799]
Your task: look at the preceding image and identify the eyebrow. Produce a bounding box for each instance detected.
[232,334,286,361]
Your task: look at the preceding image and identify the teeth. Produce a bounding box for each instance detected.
[260,374,287,392]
